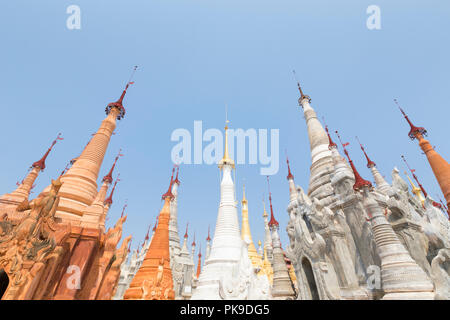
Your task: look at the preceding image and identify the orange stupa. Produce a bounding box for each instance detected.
[396,99,450,208]
[123,168,175,300]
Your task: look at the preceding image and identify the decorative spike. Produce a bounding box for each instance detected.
[162,166,175,200]
[266,176,279,227]
[336,131,372,191]
[120,201,128,218]
[191,232,196,247]
[32,133,63,171]
[174,165,181,185]
[401,155,428,198]
[152,216,159,232]
[128,239,132,253]
[356,136,376,168]
[206,225,211,241]
[292,70,310,104]
[286,154,294,181]
[394,99,427,140]
[103,149,124,183]
[104,174,120,206]
[184,222,189,239]
[105,66,138,120]
[145,222,151,241]
[322,117,337,149]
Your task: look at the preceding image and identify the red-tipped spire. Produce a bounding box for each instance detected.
[266,176,279,227]
[191,232,196,247]
[152,216,159,232]
[293,70,310,104]
[206,225,211,241]
[286,155,294,181]
[184,222,189,239]
[196,245,202,279]
[161,166,175,200]
[174,165,181,185]
[322,118,337,149]
[104,174,120,206]
[336,131,372,191]
[401,155,428,198]
[105,66,137,121]
[128,239,132,253]
[394,99,427,140]
[356,137,376,168]
[103,149,124,183]
[120,201,128,218]
[145,222,151,241]
[32,133,63,171]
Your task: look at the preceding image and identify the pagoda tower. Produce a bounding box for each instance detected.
[396,100,450,209]
[339,139,435,299]
[0,133,62,217]
[123,169,175,300]
[43,78,135,224]
[267,176,296,299]
[240,184,262,269]
[294,75,335,205]
[192,119,254,300]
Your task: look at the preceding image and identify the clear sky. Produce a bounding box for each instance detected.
[0,1,448,258]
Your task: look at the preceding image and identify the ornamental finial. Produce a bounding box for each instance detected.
[356,136,376,168]
[336,131,372,191]
[106,66,138,120]
[394,99,427,140]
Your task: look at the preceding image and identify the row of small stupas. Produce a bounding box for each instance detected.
[0,73,136,299]
[114,77,450,300]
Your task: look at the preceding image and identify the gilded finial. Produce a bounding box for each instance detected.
[218,104,235,169]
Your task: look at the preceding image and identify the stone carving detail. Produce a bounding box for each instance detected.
[431,248,450,300]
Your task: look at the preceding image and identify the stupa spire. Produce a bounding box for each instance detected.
[286,154,298,203]
[356,137,376,168]
[266,176,279,227]
[162,166,175,200]
[104,174,120,206]
[396,99,450,210]
[322,118,337,150]
[45,67,137,221]
[336,131,372,191]
[184,223,189,239]
[405,171,425,205]
[174,166,180,185]
[401,155,428,199]
[218,106,235,169]
[32,133,63,171]
[106,66,137,121]
[121,201,127,218]
[196,245,202,279]
[103,149,123,183]
[240,183,260,268]
[395,99,427,140]
[206,225,211,241]
[292,71,334,205]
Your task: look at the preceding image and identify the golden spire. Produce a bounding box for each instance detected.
[405,171,425,204]
[242,183,247,204]
[262,200,268,218]
[240,184,261,269]
[218,106,235,169]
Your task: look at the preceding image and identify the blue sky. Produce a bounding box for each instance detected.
[0,1,448,258]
